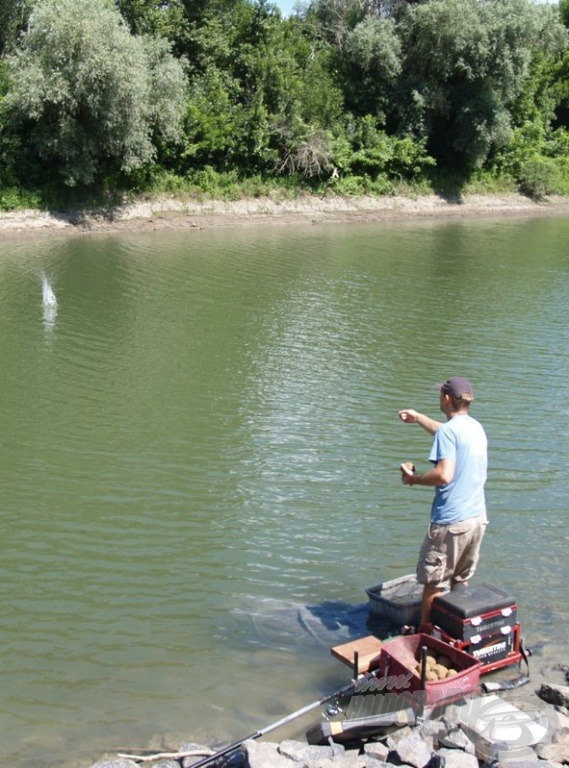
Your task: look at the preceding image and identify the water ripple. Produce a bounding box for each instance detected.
[1,217,569,766]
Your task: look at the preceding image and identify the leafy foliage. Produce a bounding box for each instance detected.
[0,0,33,55]
[331,114,434,183]
[393,0,566,171]
[341,16,402,117]
[5,0,186,186]
[561,0,569,30]
[0,0,568,203]
[114,0,187,38]
[518,155,564,199]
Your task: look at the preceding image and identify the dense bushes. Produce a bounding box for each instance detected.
[0,0,568,207]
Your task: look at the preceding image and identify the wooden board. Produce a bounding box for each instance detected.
[330,635,385,673]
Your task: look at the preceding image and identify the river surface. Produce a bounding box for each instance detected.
[1,214,568,767]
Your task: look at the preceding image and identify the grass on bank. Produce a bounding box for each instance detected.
[0,164,568,215]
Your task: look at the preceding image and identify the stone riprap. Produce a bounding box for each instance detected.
[89,683,569,768]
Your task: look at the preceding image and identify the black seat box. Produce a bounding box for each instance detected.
[432,583,517,641]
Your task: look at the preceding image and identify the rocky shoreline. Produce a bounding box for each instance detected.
[89,680,569,768]
[1,193,569,240]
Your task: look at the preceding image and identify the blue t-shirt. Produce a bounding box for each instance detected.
[429,414,487,525]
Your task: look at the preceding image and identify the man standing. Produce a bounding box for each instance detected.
[398,377,488,631]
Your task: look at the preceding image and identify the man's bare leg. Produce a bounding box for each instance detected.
[419,584,444,631]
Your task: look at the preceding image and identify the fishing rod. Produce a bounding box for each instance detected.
[120,660,379,766]
[191,681,357,768]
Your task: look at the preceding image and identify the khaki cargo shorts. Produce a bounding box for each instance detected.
[416,513,488,589]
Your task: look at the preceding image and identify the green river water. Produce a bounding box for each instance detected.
[0,214,568,767]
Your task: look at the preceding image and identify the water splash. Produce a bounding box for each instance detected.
[41,272,57,308]
[41,272,57,332]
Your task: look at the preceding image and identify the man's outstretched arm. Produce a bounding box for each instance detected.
[398,409,442,436]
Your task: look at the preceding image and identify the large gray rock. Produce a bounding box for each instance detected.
[494,759,562,768]
[243,739,292,768]
[436,747,478,768]
[278,739,343,762]
[359,763,398,768]
[537,733,569,763]
[388,730,432,768]
[438,724,476,755]
[362,741,390,762]
[385,726,414,751]
[552,708,569,739]
[418,720,446,750]
[147,762,180,768]
[298,755,369,768]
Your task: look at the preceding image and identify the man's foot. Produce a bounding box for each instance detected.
[417,622,434,634]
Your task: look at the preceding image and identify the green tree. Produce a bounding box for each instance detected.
[341,16,401,117]
[561,0,569,29]
[114,0,192,59]
[179,1,278,172]
[307,0,371,48]
[115,0,187,38]
[552,50,569,128]
[5,0,187,186]
[178,0,343,177]
[394,0,566,171]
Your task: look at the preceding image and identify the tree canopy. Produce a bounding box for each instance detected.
[0,0,568,203]
[4,0,186,186]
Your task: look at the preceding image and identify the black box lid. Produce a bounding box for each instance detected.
[432,583,516,619]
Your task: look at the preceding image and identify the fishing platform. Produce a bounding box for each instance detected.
[317,575,533,752]
[333,574,524,676]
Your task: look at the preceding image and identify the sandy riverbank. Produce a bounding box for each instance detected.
[1,192,569,241]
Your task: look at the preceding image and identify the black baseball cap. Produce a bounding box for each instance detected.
[436,377,474,399]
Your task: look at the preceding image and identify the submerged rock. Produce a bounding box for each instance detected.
[538,683,569,709]
[90,759,140,768]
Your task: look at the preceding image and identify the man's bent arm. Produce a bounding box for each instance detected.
[403,459,455,487]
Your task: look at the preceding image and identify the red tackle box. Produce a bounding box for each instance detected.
[436,624,523,675]
[431,583,517,641]
[378,633,481,706]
